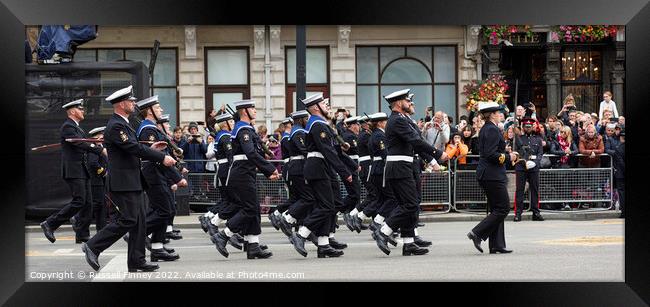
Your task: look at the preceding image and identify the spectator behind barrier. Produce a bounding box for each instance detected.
[181,122,208,172]
[578,125,604,168]
[205,133,217,172]
[550,126,578,168]
[599,91,619,120]
[445,132,469,165]
[172,126,187,148]
[422,111,450,152]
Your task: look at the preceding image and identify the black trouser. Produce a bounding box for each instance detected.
[357,161,372,211]
[471,180,509,250]
[46,178,92,237]
[217,177,239,220]
[302,178,336,237]
[285,175,315,221]
[385,177,418,238]
[615,177,625,215]
[330,179,345,234]
[414,170,422,217]
[276,176,301,214]
[144,185,174,244]
[225,173,261,236]
[91,184,107,231]
[514,170,540,216]
[341,172,360,213]
[167,187,176,229]
[86,191,147,268]
[375,176,398,219]
[362,175,388,218]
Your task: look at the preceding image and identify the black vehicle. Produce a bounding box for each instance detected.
[26,61,149,218]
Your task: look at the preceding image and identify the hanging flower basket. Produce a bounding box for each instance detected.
[463,74,509,112]
[550,25,618,43]
[482,25,533,45]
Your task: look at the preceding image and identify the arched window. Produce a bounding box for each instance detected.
[356,46,457,121]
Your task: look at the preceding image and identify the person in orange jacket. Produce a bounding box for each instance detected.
[445,132,469,165]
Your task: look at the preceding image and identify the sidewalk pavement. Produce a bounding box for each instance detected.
[24,210,621,232]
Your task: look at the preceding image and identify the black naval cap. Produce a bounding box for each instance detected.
[233,99,256,110]
[136,95,160,110]
[62,99,84,110]
[106,85,137,104]
[368,112,388,122]
[281,117,294,125]
[215,113,233,123]
[384,88,411,104]
[88,126,106,136]
[301,93,327,108]
[290,110,310,120]
[344,116,360,125]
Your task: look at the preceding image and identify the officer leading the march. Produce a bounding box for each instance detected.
[40,99,107,244]
[81,85,177,272]
[371,89,447,256]
[212,100,280,259]
[467,101,517,254]
[288,93,352,258]
[513,117,545,222]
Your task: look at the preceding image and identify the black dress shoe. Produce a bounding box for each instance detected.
[198,216,209,233]
[163,246,175,254]
[243,242,269,252]
[75,236,90,244]
[207,222,218,237]
[278,216,294,238]
[70,216,79,233]
[532,213,545,221]
[489,248,513,254]
[467,231,484,253]
[128,262,159,272]
[372,229,391,255]
[343,214,355,232]
[40,221,56,243]
[172,228,181,234]
[317,245,344,258]
[211,231,230,258]
[513,215,522,222]
[163,238,170,244]
[374,230,397,247]
[247,243,273,259]
[369,221,380,232]
[328,237,348,249]
[352,215,362,233]
[289,233,308,257]
[402,242,429,256]
[359,223,368,230]
[150,248,180,262]
[414,236,432,247]
[165,231,183,240]
[229,233,244,250]
[81,243,100,271]
[269,211,280,230]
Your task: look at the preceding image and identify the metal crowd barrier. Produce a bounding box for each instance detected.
[452,154,614,214]
[182,154,614,216]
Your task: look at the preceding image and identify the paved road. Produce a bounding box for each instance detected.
[26,219,624,282]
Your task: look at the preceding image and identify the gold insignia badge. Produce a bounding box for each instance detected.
[226,144,232,150]
[498,153,505,164]
[243,134,250,142]
[149,134,155,141]
[353,140,357,147]
[119,131,128,142]
[299,137,305,145]
[320,131,327,139]
[379,141,385,150]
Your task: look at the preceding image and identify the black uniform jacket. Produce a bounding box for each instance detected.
[229,120,276,178]
[385,111,442,179]
[476,120,512,182]
[60,117,103,179]
[303,115,351,181]
[104,113,166,192]
[137,120,182,186]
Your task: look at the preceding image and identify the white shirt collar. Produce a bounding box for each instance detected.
[117,113,129,124]
[378,127,385,133]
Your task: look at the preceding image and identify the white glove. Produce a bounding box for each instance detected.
[525,160,536,170]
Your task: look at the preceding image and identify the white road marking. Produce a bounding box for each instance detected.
[92,254,128,282]
[54,248,73,254]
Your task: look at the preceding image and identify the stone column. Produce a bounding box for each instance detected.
[611,29,625,115]
[485,44,501,77]
[544,43,562,116]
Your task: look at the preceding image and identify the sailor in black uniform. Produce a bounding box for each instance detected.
[348,115,372,231]
[81,85,178,272]
[269,117,295,229]
[41,99,107,244]
[288,94,352,258]
[371,89,448,256]
[211,100,280,259]
[467,101,517,254]
[340,116,363,233]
